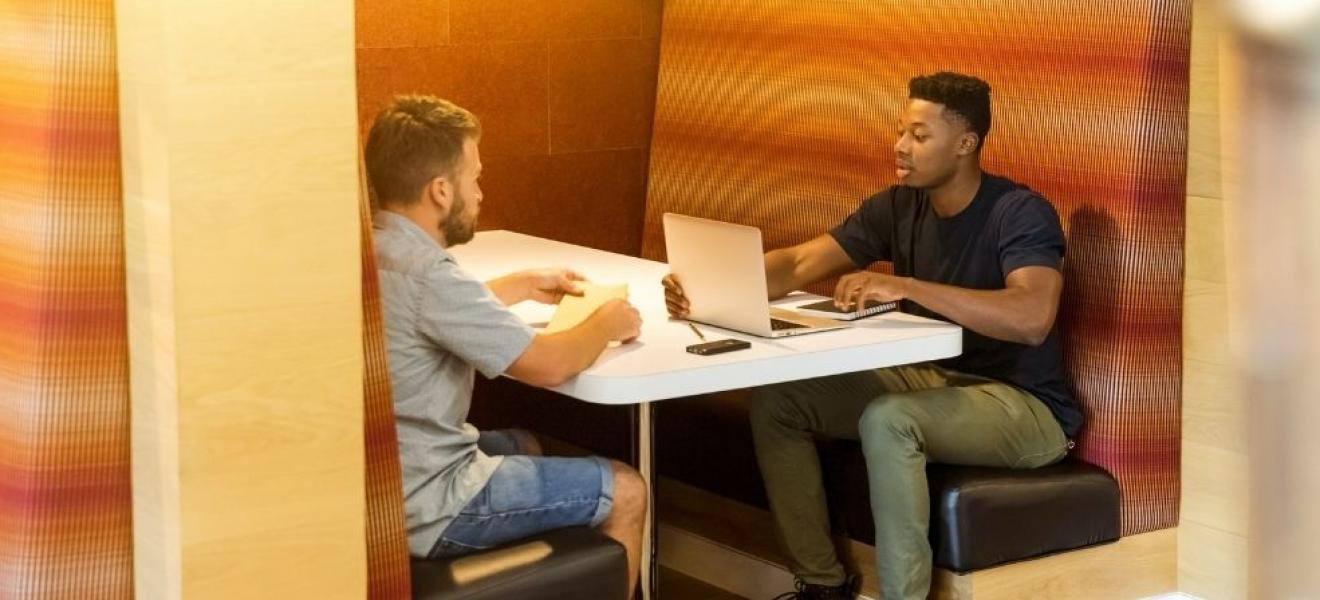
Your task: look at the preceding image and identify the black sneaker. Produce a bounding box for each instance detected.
[770,575,859,600]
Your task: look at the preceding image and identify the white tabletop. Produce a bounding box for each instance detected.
[449,230,962,404]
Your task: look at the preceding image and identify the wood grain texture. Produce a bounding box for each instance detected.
[962,531,1175,599]
[1177,2,1249,598]
[117,1,366,598]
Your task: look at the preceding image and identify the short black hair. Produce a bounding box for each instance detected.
[908,72,991,152]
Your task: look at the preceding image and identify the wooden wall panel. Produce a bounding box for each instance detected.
[117,1,366,597]
[1177,1,1249,598]
[355,0,663,257]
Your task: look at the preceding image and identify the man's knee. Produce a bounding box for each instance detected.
[859,395,921,443]
[748,384,807,431]
[608,460,648,520]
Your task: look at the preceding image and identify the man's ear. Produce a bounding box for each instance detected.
[957,131,980,156]
[424,175,453,216]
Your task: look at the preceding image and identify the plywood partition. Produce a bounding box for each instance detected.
[1177,1,1250,598]
[115,1,367,597]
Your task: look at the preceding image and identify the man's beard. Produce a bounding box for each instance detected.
[441,192,475,245]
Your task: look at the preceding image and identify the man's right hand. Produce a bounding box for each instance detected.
[661,273,689,318]
[508,298,641,387]
[591,298,642,344]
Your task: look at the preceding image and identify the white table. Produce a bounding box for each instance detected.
[450,230,962,599]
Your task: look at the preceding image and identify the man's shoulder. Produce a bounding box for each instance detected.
[985,175,1057,218]
[375,233,464,288]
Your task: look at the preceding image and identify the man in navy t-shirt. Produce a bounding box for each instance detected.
[664,72,1082,600]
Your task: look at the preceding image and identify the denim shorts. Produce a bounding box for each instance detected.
[428,430,615,558]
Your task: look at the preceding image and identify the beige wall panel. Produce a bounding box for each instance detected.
[1183,278,1233,366]
[118,1,366,598]
[1181,358,1248,455]
[1186,111,1222,201]
[169,2,351,85]
[968,530,1177,600]
[1178,1,1249,598]
[1186,0,1222,200]
[1185,196,1228,284]
[1181,440,1249,538]
[1179,521,1249,600]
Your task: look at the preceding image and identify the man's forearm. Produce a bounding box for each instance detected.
[485,273,528,306]
[764,248,799,300]
[904,278,1053,346]
[765,235,858,300]
[514,315,612,387]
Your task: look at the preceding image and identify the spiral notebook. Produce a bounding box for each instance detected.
[793,299,898,321]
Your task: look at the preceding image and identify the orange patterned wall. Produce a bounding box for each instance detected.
[643,0,1189,536]
[358,165,411,600]
[0,1,134,596]
[355,0,665,256]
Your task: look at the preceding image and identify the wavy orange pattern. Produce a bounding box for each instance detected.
[359,161,412,599]
[0,1,134,597]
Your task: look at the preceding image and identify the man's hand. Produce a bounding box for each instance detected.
[590,298,643,344]
[506,297,643,387]
[661,273,689,319]
[521,268,586,305]
[489,268,585,306]
[833,271,911,310]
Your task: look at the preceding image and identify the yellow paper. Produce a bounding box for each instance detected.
[544,282,629,333]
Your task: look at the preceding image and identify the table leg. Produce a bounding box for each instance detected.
[633,401,656,600]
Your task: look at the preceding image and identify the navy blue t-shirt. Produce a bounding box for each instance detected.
[828,174,1082,437]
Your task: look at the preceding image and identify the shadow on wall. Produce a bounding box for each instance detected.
[1058,204,1122,449]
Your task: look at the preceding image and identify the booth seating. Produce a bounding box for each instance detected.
[924,462,1121,572]
[381,0,1190,595]
[9,1,1183,599]
[643,0,1188,591]
[661,399,1124,577]
[818,440,1121,572]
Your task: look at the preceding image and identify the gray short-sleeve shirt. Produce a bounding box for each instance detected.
[372,211,535,556]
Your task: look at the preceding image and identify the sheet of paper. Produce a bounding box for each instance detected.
[543,282,628,333]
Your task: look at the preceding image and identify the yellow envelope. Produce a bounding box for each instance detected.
[544,282,629,333]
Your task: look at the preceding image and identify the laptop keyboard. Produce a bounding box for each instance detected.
[770,318,808,331]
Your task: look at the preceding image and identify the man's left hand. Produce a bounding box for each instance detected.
[833,271,911,310]
[520,268,586,305]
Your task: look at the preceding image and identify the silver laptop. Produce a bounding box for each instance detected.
[663,213,846,338]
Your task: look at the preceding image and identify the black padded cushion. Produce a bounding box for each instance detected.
[661,403,1123,574]
[927,460,1121,573]
[410,526,628,600]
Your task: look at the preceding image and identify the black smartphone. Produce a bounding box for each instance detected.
[686,338,751,355]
